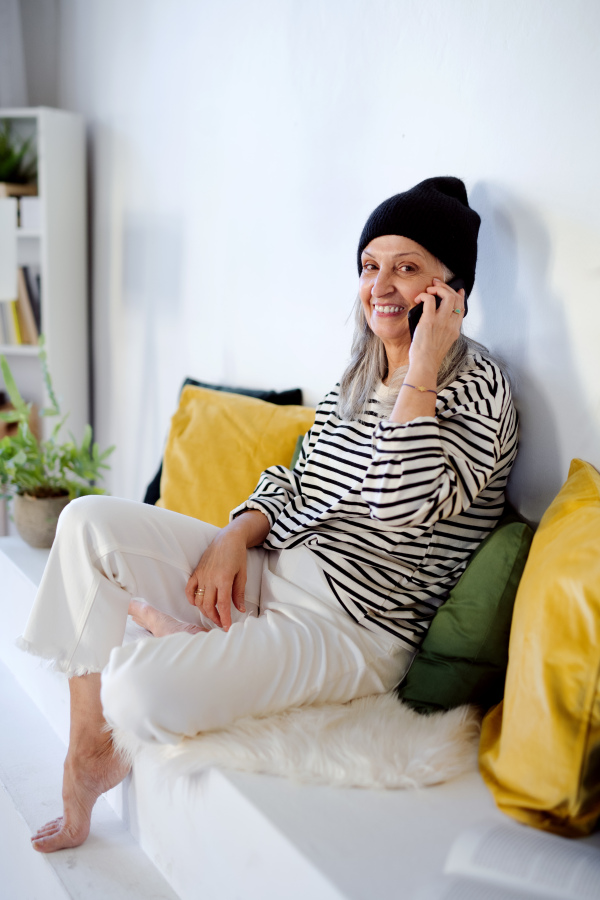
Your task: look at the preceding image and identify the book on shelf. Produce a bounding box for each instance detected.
[22,265,42,333]
[0,268,42,346]
[10,299,22,343]
[416,819,600,900]
[16,267,39,344]
[0,299,22,345]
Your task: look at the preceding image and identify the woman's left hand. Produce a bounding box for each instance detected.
[409,278,465,374]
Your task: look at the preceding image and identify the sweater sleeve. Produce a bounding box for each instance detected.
[361,371,515,527]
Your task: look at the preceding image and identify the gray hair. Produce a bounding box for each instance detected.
[337,268,497,421]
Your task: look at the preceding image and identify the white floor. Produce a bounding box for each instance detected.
[7,533,595,900]
[0,660,179,900]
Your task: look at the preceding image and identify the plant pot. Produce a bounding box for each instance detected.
[13,492,70,548]
[0,182,38,199]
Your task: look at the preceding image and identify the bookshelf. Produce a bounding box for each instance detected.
[0,107,88,535]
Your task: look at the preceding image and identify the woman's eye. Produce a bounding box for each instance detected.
[362,263,376,272]
[399,264,417,274]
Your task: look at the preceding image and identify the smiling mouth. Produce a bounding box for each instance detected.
[373,304,405,315]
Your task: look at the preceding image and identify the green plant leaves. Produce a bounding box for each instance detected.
[0,356,29,418]
[0,347,114,500]
[0,121,37,184]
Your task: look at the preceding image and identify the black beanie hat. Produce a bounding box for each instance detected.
[357,176,480,300]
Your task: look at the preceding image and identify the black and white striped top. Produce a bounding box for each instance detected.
[233,352,519,648]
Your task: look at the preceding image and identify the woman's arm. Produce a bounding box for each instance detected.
[362,361,517,527]
[184,395,332,631]
[356,277,516,528]
[185,404,326,631]
[389,278,464,423]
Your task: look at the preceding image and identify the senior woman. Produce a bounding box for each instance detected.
[22,176,517,852]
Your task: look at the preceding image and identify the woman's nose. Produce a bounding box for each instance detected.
[371,268,394,297]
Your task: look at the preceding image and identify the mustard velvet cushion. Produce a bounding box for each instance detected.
[479,459,600,837]
[157,386,315,527]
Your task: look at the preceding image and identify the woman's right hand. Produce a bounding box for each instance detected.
[185,510,270,631]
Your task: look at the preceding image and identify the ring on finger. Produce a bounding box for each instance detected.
[452,308,462,315]
[194,588,205,597]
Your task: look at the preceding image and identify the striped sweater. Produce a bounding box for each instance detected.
[233,352,519,648]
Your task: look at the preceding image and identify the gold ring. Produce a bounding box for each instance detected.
[195,588,205,596]
[452,308,462,315]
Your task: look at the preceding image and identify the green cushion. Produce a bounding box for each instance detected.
[290,433,305,469]
[396,511,534,714]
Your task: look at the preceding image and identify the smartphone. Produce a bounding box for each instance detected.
[407,276,466,341]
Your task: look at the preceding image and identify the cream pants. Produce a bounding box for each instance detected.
[20,496,412,744]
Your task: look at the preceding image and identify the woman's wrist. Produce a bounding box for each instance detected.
[229,509,271,547]
[387,362,439,424]
[403,361,438,393]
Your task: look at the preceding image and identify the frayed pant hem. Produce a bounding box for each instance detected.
[15,635,104,678]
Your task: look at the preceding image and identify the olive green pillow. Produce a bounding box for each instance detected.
[397,513,534,714]
[290,433,306,469]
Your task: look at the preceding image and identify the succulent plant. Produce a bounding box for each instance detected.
[0,120,37,185]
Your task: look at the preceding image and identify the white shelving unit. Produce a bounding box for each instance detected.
[0,107,88,535]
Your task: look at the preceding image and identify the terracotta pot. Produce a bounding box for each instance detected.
[13,492,70,548]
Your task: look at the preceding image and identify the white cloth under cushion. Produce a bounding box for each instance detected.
[19,495,413,744]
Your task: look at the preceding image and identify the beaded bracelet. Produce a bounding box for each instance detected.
[401,383,437,395]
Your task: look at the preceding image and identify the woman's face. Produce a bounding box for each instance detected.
[359,234,446,355]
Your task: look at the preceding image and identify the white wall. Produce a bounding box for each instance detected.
[23,0,600,521]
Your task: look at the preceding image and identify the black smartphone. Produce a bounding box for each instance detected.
[407,276,465,341]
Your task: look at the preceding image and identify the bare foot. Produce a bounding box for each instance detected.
[31,737,130,853]
[128,598,207,637]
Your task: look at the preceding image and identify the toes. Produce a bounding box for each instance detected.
[32,819,89,853]
[128,598,149,623]
[31,817,89,853]
[32,818,63,839]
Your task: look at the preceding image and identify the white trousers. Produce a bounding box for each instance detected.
[20,496,412,744]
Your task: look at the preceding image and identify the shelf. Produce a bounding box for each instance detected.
[17,230,41,239]
[0,344,40,356]
[0,106,88,456]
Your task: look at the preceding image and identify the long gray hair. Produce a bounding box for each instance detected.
[337,276,496,421]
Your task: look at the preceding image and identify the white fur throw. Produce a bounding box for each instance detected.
[112,694,481,790]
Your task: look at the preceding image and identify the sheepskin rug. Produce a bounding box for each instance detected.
[112,693,481,789]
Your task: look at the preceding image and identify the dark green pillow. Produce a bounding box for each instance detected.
[396,514,534,714]
[290,433,305,469]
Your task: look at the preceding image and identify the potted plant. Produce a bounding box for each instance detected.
[0,119,37,198]
[0,341,114,547]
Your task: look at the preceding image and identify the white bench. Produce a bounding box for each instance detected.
[1,533,511,900]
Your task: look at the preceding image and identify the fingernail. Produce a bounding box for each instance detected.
[433,277,441,283]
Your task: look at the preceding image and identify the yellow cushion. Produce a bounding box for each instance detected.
[479,459,600,837]
[157,386,315,527]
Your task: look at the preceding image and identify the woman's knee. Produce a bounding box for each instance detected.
[56,494,116,540]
